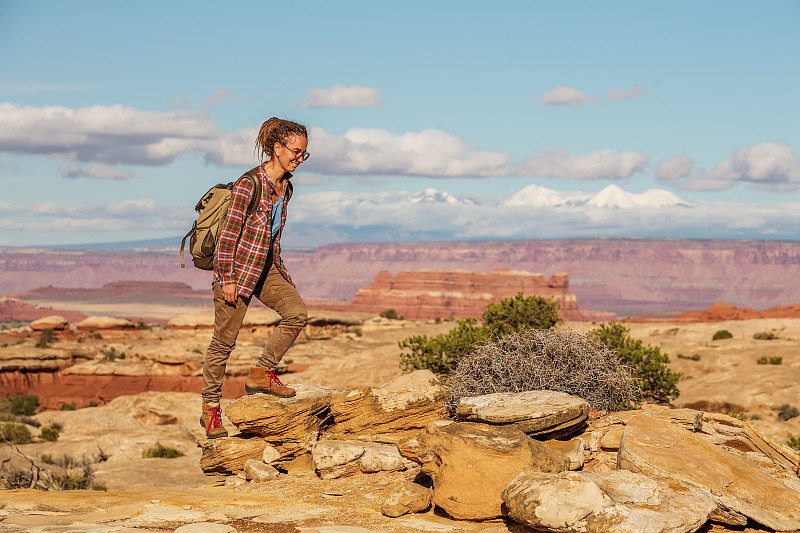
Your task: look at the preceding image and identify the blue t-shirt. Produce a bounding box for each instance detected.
[271,196,283,244]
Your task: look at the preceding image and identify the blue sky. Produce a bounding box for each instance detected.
[1,1,799,247]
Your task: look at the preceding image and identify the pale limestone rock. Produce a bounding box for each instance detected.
[262,444,281,464]
[168,308,280,328]
[76,316,135,329]
[29,315,69,331]
[542,438,584,470]
[618,414,800,531]
[401,420,569,520]
[199,436,267,475]
[244,458,279,482]
[455,390,589,438]
[381,480,432,517]
[330,370,447,437]
[312,440,414,479]
[225,384,336,441]
[502,470,714,533]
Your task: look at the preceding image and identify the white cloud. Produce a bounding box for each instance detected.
[658,142,800,192]
[510,149,648,180]
[283,187,800,246]
[204,88,233,107]
[540,86,598,106]
[304,84,383,108]
[608,84,648,100]
[0,102,219,166]
[303,127,511,177]
[708,141,800,191]
[63,163,134,180]
[655,153,694,182]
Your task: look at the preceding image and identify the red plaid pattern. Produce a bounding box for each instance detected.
[214,165,294,298]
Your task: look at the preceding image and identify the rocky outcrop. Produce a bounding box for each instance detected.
[617,414,800,531]
[0,297,85,322]
[329,370,448,438]
[399,420,570,520]
[347,268,595,321]
[502,470,715,533]
[75,316,136,329]
[311,440,416,479]
[29,315,69,331]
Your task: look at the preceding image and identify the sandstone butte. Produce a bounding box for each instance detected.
[330,268,614,322]
[626,301,800,323]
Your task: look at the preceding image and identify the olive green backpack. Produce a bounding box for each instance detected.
[179,170,262,270]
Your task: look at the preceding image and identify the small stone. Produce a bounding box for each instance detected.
[263,444,281,464]
[381,480,432,517]
[244,459,279,482]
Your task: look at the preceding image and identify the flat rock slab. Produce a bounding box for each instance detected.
[455,390,589,438]
[618,414,800,532]
[225,384,336,441]
[502,470,714,533]
[330,370,447,436]
[400,420,569,520]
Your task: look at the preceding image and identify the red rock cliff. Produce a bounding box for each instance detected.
[347,268,602,321]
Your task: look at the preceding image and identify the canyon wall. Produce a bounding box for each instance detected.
[346,268,604,321]
[3,238,800,315]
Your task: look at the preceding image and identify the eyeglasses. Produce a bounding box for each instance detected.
[279,142,310,162]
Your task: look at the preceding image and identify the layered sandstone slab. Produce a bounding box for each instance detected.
[329,370,447,438]
[347,268,603,321]
[617,414,800,531]
[455,390,589,438]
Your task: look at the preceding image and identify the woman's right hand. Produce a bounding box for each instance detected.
[221,283,238,305]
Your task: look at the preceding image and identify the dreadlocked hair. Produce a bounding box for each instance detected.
[255,117,308,162]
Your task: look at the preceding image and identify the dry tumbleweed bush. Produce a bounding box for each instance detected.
[445,328,641,412]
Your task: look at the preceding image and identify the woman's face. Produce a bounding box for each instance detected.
[275,135,309,174]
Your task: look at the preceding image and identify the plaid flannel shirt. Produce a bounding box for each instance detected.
[213,165,294,298]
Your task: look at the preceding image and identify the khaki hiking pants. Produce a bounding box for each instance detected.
[201,260,307,404]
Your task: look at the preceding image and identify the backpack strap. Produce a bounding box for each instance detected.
[241,169,262,217]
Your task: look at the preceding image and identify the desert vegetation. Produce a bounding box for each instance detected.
[712,329,733,340]
[142,442,185,459]
[445,328,640,412]
[753,331,778,340]
[401,294,680,408]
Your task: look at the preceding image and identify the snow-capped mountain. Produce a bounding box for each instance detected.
[505,185,590,207]
[406,188,480,205]
[507,184,692,209]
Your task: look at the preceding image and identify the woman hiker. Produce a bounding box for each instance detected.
[201,117,310,439]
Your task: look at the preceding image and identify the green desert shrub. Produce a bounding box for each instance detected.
[769,356,782,365]
[34,328,57,348]
[0,412,16,422]
[590,322,681,404]
[445,328,640,412]
[728,410,748,421]
[712,329,733,340]
[787,436,800,450]
[60,402,77,411]
[8,394,39,416]
[142,442,185,459]
[757,356,768,365]
[753,331,778,340]
[39,426,59,441]
[50,463,106,491]
[400,317,487,375]
[400,292,561,374]
[677,353,701,361]
[0,422,33,444]
[379,309,399,320]
[777,404,800,422]
[480,292,562,336]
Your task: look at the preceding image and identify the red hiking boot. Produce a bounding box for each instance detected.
[200,402,228,439]
[245,367,296,398]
